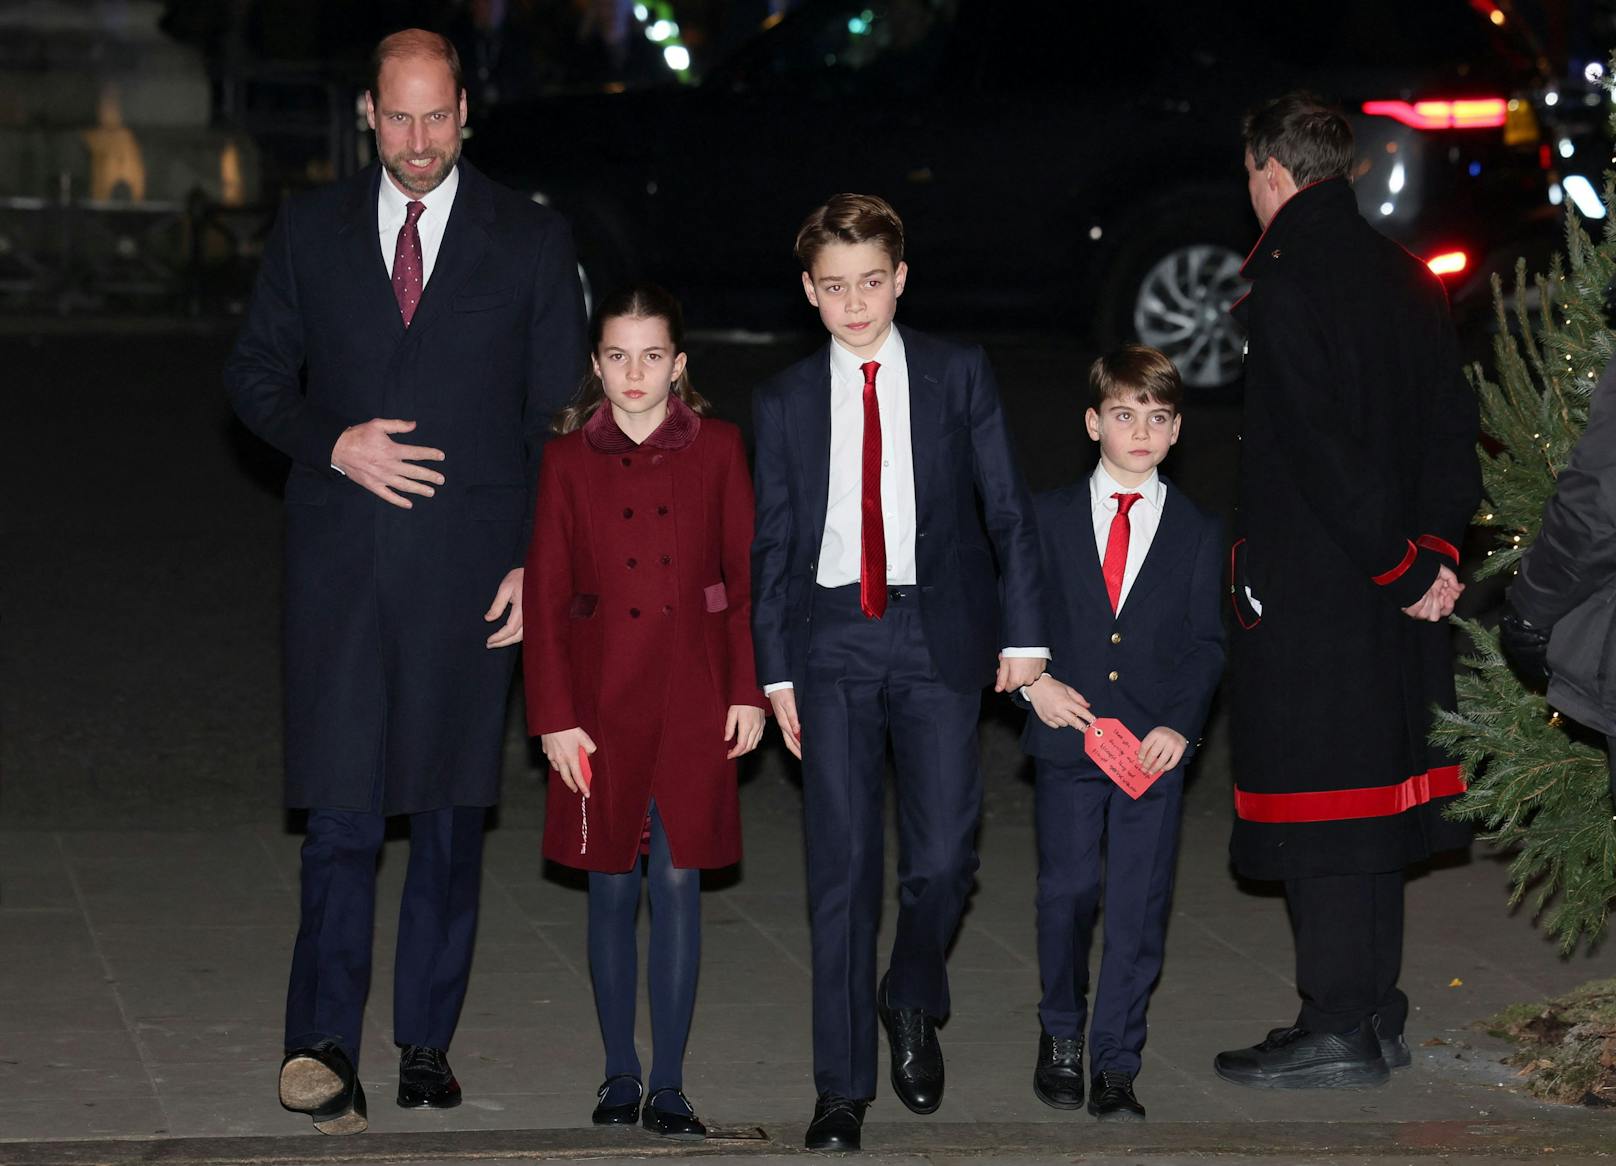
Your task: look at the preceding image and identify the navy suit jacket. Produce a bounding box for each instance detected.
[750,325,1045,694]
[1021,475,1225,769]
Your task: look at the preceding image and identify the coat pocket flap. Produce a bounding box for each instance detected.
[569,594,599,619]
[703,582,729,613]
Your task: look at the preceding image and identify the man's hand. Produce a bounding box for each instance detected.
[1402,565,1464,622]
[540,726,597,795]
[331,418,446,509]
[1498,599,1552,690]
[1026,674,1095,730]
[485,568,523,648]
[725,704,767,759]
[1138,726,1188,775]
[768,688,803,759]
[996,654,1047,692]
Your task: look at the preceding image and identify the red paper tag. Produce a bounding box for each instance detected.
[577,746,593,797]
[1083,718,1160,800]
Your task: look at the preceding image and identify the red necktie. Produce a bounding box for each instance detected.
[392,200,426,327]
[859,360,887,619]
[1102,492,1141,613]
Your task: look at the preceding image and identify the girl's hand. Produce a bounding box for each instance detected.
[724,704,767,759]
[540,727,597,795]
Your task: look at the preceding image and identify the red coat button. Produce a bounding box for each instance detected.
[657,506,668,516]
[627,558,637,568]
[629,608,641,618]
[623,508,633,519]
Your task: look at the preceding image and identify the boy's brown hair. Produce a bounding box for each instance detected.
[794,194,905,273]
[1088,345,1184,412]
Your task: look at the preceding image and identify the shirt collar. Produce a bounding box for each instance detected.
[829,325,904,385]
[1090,463,1163,510]
[378,162,460,225]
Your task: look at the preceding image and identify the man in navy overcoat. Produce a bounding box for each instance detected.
[225,30,584,1133]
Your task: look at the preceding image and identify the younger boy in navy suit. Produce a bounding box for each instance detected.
[1019,346,1224,1120]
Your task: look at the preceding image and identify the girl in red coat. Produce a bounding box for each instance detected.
[523,283,767,1138]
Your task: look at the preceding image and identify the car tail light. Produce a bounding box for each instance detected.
[1426,250,1469,277]
[1361,99,1508,130]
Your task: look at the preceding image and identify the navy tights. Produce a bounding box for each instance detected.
[588,804,700,1107]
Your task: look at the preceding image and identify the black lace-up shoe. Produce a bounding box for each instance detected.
[1213,1021,1390,1089]
[1087,1069,1146,1120]
[591,1074,642,1125]
[1032,1030,1085,1109]
[278,1039,367,1134]
[396,1044,462,1109]
[877,972,943,1114]
[805,1093,869,1151]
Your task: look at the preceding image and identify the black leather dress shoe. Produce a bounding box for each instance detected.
[805,1094,869,1152]
[1032,1030,1085,1110]
[641,1087,706,1138]
[591,1074,642,1125]
[1213,1021,1390,1089]
[877,972,943,1114]
[279,1040,367,1134]
[397,1044,462,1109]
[1087,1069,1146,1120]
[1373,1015,1412,1069]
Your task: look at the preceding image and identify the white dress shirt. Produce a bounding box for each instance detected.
[817,328,919,588]
[377,164,459,285]
[1090,463,1166,614]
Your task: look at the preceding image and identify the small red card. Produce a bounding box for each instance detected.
[577,746,593,797]
[1083,718,1160,800]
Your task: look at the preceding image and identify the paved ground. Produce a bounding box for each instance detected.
[3,327,1613,1162]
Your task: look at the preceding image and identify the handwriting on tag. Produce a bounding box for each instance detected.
[1083,718,1160,800]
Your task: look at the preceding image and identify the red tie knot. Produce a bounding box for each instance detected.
[861,360,880,387]
[1112,491,1142,516]
[404,200,425,225]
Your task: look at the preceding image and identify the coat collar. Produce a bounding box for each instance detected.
[584,394,702,453]
[1238,177,1357,282]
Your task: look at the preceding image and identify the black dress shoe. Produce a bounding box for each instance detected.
[279,1040,368,1134]
[1213,1021,1390,1089]
[1032,1030,1085,1110]
[1087,1069,1146,1120]
[397,1044,463,1109]
[641,1087,706,1138]
[591,1074,642,1125]
[805,1094,869,1152]
[877,972,943,1114]
[1373,1015,1412,1069]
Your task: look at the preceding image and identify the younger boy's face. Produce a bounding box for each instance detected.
[1085,395,1181,486]
[800,241,907,356]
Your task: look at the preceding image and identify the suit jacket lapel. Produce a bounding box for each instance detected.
[1066,484,1112,611]
[795,344,834,560]
[900,324,942,527]
[1123,479,1191,612]
[397,160,493,344]
[338,164,405,339]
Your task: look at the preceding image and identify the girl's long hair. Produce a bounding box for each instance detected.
[552,282,713,434]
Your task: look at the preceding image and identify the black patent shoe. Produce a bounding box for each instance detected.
[280,1039,367,1134]
[1213,1021,1390,1089]
[397,1044,462,1109]
[805,1094,869,1152]
[877,972,944,1114]
[1373,1014,1412,1069]
[641,1087,706,1138]
[1033,1030,1085,1110]
[1087,1069,1146,1120]
[591,1074,643,1125]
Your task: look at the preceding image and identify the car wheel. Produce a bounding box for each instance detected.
[1130,242,1248,390]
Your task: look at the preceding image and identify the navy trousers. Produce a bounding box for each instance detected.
[798,584,983,1100]
[1034,758,1183,1075]
[285,805,487,1066]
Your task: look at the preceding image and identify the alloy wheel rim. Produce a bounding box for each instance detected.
[1132,244,1248,389]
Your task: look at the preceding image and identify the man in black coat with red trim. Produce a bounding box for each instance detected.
[1214,93,1480,1089]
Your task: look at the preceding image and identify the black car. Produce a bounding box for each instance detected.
[471,0,1569,388]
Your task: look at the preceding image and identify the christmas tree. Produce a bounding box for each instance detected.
[1430,186,1616,955]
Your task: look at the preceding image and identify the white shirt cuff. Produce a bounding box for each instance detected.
[763,682,794,695]
[1000,647,1051,658]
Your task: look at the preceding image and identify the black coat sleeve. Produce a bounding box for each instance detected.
[750,385,795,687]
[519,214,587,557]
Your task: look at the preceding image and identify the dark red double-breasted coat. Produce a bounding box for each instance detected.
[523,397,766,872]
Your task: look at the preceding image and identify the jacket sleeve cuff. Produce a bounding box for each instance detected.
[1374,544,1444,609]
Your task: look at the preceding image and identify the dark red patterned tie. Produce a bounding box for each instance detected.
[392,200,426,327]
[859,359,887,619]
[1102,492,1141,613]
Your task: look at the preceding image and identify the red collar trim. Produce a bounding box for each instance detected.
[583,395,701,454]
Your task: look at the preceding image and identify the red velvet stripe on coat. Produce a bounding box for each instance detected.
[1371,540,1418,585]
[1416,534,1460,564]
[1233,765,1466,823]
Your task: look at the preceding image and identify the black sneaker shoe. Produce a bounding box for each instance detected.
[1373,1014,1412,1069]
[1032,1030,1085,1110]
[1087,1069,1146,1121]
[1213,1021,1390,1089]
[396,1044,462,1109]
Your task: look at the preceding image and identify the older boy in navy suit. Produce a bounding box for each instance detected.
[751,194,1046,1152]
[1019,347,1224,1120]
